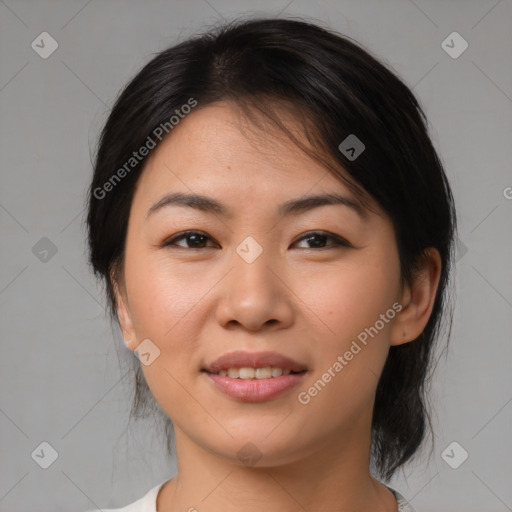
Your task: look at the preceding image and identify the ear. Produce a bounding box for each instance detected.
[390,248,442,346]
[111,269,137,351]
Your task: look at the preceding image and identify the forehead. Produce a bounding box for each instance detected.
[136,101,359,201]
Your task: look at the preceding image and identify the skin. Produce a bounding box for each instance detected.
[113,102,441,512]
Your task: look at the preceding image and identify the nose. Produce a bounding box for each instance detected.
[215,243,294,332]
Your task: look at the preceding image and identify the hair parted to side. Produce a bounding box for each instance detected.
[86,17,457,482]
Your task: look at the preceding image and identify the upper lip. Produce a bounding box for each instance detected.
[202,351,308,373]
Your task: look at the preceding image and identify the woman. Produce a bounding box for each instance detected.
[85,17,457,512]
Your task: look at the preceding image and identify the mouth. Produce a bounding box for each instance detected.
[202,350,308,374]
[201,351,308,402]
[201,367,306,378]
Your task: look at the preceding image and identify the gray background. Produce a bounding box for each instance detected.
[1,1,511,511]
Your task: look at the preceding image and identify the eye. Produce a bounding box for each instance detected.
[161,230,218,249]
[161,230,352,250]
[292,231,352,250]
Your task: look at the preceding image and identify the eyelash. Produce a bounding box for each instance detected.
[160,230,352,250]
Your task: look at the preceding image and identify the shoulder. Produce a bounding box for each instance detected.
[83,481,166,512]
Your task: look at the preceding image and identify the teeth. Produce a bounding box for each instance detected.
[215,367,294,379]
[271,367,283,377]
[255,367,271,379]
[239,367,255,379]
[227,368,239,378]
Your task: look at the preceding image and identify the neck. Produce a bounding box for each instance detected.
[157,410,398,512]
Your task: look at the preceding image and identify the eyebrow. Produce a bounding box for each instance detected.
[146,191,367,221]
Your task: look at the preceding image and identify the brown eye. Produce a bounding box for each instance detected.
[293,231,352,250]
[161,230,351,250]
[162,231,217,249]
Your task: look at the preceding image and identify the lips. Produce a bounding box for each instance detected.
[202,350,308,374]
[205,371,307,402]
[202,350,308,402]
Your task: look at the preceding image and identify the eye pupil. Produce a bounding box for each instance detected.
[188,234,206,247]
[307,234,327,248]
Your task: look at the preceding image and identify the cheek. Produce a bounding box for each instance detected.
[122,249,212,409]
[292,249,400,408]
[124,252,208,419]
[125,249,207,341]
[295,252,400,345]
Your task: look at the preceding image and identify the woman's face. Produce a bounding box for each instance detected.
[115,102,408,466]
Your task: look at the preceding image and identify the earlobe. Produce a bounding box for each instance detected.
[390,248,442,346]
[123,338,136,350]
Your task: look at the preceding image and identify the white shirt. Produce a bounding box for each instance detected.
[85,481,416,512]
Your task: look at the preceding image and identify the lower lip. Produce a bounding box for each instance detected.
[204,371,307,402]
